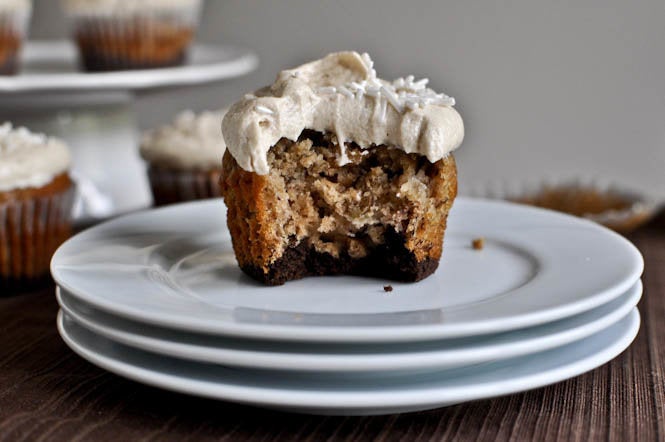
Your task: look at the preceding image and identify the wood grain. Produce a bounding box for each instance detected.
[0,221,663,441]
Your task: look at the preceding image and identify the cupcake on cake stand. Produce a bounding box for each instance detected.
[0,40,257,221]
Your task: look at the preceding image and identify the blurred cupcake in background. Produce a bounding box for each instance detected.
[0,0,32,75]
[140,108,226,206]
[468,178,658,234]
[60,0,203,72]
[0,123,75,292]
[509,182,657,234]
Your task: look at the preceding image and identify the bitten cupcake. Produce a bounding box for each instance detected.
[60,0,202,72]
[140,109,227,206]
[0,0,32,75]
[0,123,75,292]
[221,52,464,285]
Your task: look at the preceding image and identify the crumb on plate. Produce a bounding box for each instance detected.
[383,285,393,292]
[472,237,485,250]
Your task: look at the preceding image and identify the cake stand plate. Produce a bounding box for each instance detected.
[0,41,258,221]
[0,41,258,92]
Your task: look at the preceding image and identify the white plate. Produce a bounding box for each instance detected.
[56,280,642,373]
[51,198,644,343]
[57,309,640,415]
[0,41,258,93]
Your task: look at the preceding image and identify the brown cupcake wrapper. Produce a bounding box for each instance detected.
[67,7,201,71]
[0,186,75,292]
[148,168,222,207]
[0,11,30,75]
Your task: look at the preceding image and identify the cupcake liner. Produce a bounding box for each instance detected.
[0,185,75,293]
[65,3,202,71]
[0,9,31,75]
[463,177,658,234]
[148,167,222,206]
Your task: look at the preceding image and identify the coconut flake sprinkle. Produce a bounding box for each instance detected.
[255,105,275,115]
[317,52,456,119]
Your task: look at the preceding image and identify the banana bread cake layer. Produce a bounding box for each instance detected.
[221,131,457,285]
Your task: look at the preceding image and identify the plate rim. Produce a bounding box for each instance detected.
[56,280,642,372]
[51,197,645,343]
[56,309,641,413]
[0,40,258,93]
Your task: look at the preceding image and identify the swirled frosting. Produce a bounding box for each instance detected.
[222,51,464,175]
[0,0,31,12]
[0,123,71,192]
[61,0,199,14]
[140,109,227,171]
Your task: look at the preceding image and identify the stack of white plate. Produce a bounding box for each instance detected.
[52,198,644,415]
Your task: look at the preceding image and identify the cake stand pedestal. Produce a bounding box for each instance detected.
[0,41,258,221]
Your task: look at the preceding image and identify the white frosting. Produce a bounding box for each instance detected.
[0,123,71,192]
[222,51,464,175]
[61,0,199,14]
[140,109,227,171]
[0,0,31,12]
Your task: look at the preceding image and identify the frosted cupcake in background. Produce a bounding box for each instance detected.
[140,109,227,206]
[0,123,75,292]
[60,0,203,72]
[0,0,32,75]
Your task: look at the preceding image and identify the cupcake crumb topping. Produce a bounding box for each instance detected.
[0,122,71,192]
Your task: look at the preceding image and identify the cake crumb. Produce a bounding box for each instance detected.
[472,237,485,250]
[383,285,393,292]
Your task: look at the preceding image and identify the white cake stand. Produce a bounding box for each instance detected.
[0,40,258,221]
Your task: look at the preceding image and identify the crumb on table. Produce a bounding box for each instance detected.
[472,237,485,250]
[383,285,393,292]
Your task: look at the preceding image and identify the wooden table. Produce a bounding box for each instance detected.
[1,217,663,442]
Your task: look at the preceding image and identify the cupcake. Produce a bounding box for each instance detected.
[60,0,202,72]
[468,178,658,234]
[0,123,75,292]
[509,182,657,234]
[0,0,31,75]
[220,51,464,285]
[140,109,227,206]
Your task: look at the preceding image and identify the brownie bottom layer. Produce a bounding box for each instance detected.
[241,228,439,286]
